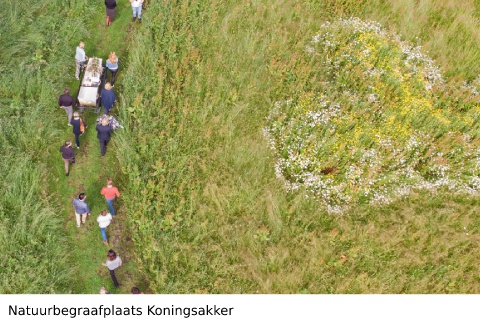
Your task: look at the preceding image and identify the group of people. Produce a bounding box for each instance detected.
[59,42,120,174]
[104,0,145,26]
[75,41,118,87]
[71,180,120,241]
[71,180,125,289]
[57,27,139,292]
[58,107,87,173]
[57,111,114,176]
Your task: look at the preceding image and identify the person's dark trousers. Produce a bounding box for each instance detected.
[74,133,81,148]
[109,269,119,288]
[100,138,109,156]
[108,69,118,85]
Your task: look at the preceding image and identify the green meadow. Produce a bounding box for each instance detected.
[2,0,480,293]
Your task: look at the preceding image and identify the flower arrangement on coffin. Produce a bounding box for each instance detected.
[86,57,103,78]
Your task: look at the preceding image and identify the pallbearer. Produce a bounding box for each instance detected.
[106,52,119,86]
[75,42,88,80]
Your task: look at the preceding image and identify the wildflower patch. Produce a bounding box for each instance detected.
[264,18,480,214]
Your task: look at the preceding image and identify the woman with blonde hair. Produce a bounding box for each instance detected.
[70,111,87,149]
[106,52,119,86]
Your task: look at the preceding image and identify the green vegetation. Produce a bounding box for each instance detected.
[265,18,480,214]
[0,0,143,293]
[0,0,93,293]
[119,0,480,293]
[4,0,480,293]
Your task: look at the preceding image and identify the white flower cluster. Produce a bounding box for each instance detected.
[264,18,480,214]
[400,43,443,90]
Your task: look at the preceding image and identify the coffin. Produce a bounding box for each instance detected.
[77,58,103,107]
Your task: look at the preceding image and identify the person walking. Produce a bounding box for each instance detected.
[105,0,117,27]
[59,141,75,176]
[97,210,113,245]
[130,0,144,22]
[71,111,86,149]
[100,83,116,114]
[102,249,122,288]
[72,193,91,227]
[58,87,75,126]
[75,42,88,80]
[96,118,112,156]
[101,178,121,217]
[106,52,119,86]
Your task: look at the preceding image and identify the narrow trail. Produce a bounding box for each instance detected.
[54,3,146,294]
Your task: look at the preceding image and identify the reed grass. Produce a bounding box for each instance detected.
[116,0,480,293]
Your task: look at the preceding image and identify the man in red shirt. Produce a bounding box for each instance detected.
[101,178,121,217]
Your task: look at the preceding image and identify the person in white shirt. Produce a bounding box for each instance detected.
[130,0,144,22]
[102,249,122,288]
[97,210,113,245]
[74,42,88,80]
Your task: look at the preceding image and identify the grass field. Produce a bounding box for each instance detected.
[3,0,480,293]
[118,0,480,293]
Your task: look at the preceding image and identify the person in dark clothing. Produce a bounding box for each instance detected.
[58,88,76,126]
[60,141,75,176]
[100,83,116,114]
[70,111,87,149]
[105,0,117,26]
[96,118,112,156]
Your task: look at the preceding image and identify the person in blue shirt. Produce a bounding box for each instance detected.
[100,83,116,114]
[106,52,119,86]
[72,193,91,227]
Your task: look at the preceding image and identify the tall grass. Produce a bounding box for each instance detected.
[116,0,480,293]
[0,0,101,293]
[0,158,70,293]
[4,0,480,293]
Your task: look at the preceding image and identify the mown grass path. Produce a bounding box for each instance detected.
[51,2,146,294]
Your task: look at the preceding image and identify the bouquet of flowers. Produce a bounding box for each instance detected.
[96,114,123,130]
